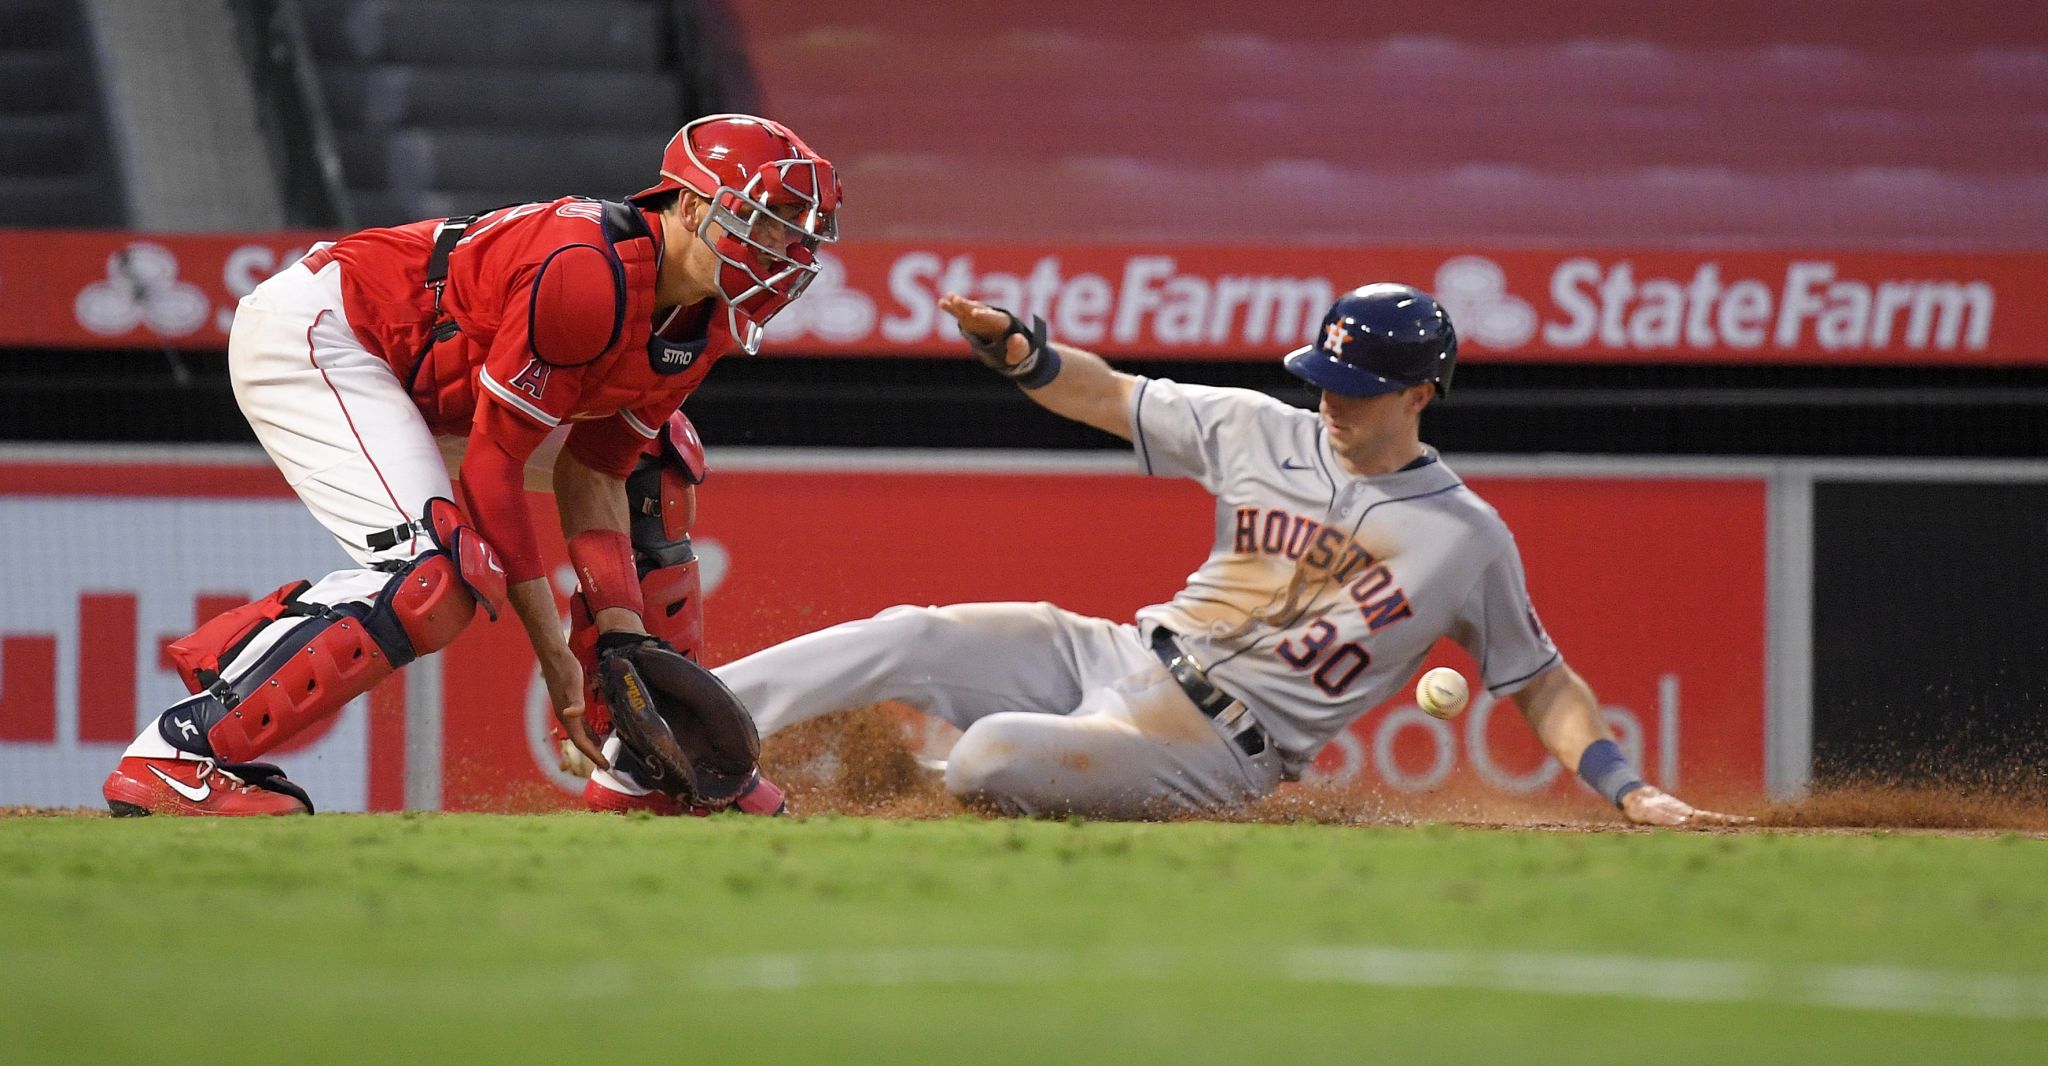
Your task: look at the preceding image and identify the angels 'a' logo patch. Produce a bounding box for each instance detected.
[509,358,551,398]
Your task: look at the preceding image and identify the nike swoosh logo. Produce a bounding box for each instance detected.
[1280,459,1312,471]
[147,764,210,802]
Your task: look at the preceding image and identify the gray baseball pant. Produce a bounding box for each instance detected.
[714,602,1283,819]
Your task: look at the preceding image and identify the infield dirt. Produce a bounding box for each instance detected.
[7,706,2042,833]
[760,706,2048,834]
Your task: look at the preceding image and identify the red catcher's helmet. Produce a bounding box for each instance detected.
[631,114,842,354]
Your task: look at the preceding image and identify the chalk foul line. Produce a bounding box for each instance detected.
[605,945,2048,1021]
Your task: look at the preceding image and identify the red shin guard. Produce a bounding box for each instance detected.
[204,614,395,762]
[196,552,482,763]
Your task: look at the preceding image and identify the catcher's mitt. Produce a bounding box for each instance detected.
[596,634,761,806]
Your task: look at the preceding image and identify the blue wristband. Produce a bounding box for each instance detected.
[1577,739,1646,808]
[1015,343,1062,389]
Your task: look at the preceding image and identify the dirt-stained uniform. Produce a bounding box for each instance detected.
[716,377,1556,818]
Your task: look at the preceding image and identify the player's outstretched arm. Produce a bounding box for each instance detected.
[1512,664,1755,828]
[940,293,1138,440]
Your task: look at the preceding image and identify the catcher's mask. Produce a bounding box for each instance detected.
[599,642,761,806]
[629,114,841,356]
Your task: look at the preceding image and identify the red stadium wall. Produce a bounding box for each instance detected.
[0,230,2039,365]
[0,453,1766,814]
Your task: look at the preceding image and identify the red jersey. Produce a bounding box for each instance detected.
[314,197,736,581]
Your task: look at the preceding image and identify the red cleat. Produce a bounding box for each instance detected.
[102,757,312,817]
[733,771,788,816]
[581,760,787,818]
[581,774,692,816]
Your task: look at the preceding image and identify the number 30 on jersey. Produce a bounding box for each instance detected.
[1276,620,1372,696]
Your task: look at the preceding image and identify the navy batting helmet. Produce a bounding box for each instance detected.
[1284,284,1458,398]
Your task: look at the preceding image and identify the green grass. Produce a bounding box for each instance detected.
[3,815,2045,1064]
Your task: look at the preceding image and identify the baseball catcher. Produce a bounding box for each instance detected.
[102,114,835,815]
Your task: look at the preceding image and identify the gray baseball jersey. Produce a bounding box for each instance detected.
[1129,376,1561,772]
[716,373,1565,816]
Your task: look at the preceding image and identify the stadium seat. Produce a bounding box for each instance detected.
[297,0,692,225]
[299,0,663,70]
[728,0,2048,246]
[0,0,125,227]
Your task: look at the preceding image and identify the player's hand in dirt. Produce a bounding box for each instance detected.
[940,292,1032,371]
[556,735,596,777]
[538,644,609,772]
[1622,785,1756,828]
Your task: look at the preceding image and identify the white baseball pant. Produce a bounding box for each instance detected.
[119,254,461,763]
[715,602,1285,818]
[229,251,453,569]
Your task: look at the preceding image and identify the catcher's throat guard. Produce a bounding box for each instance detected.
[598,640,761,806]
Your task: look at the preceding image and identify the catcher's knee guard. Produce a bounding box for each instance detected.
[637,555,704,659]
[159,498,502,763]
[628,411,707,658]
[414,495,508,621]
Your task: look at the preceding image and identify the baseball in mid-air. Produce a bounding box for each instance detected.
[1415,667,1470,719]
